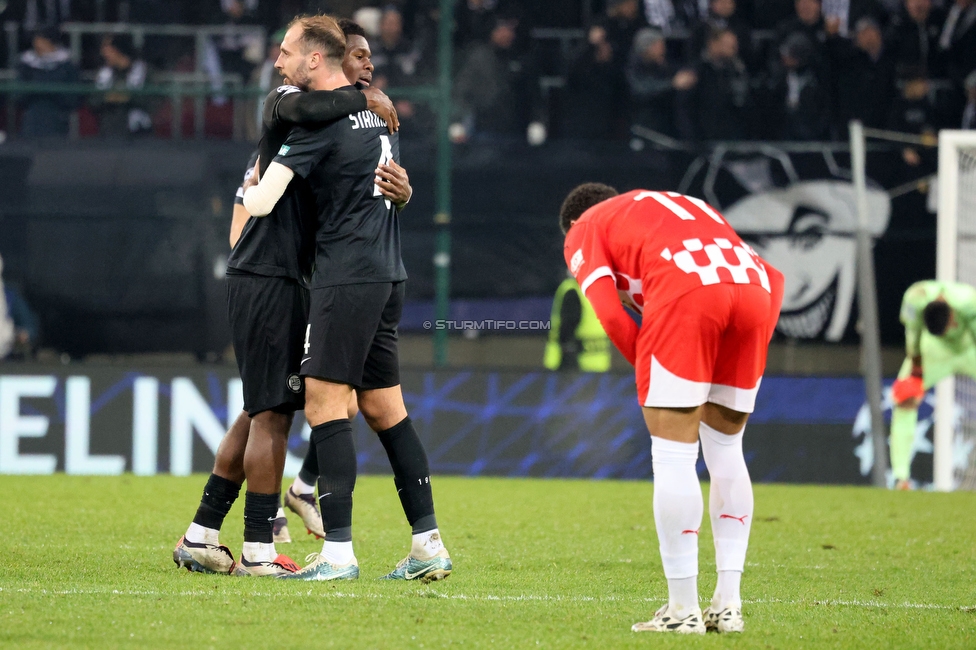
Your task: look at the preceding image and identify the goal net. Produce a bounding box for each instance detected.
[935,131,976,491]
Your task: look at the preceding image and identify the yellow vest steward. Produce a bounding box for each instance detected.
[544,278,611,372]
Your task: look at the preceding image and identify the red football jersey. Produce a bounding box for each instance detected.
[564,190,774,313]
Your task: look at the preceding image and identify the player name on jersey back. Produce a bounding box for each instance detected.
[349,110,387,130]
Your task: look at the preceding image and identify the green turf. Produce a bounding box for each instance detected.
[1,475,974,649]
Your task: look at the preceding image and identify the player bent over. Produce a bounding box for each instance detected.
[559,184,783,634]
[890,280,976,489]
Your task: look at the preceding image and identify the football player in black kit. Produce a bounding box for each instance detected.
[244,17,450,582]
[173,15,407,577]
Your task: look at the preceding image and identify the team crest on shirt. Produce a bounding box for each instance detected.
[570,249,584,275]
[286,374,303,393]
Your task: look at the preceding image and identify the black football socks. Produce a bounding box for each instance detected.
[312,419,357,542]
[243,491,278,544]
[297,439,319,487]
[377,417,437,534]
[192,473,241,531]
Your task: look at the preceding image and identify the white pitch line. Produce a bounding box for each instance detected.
[0,586,972,612]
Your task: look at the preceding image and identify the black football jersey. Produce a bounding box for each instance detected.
[226,85,367,281]
[271,91,407,288]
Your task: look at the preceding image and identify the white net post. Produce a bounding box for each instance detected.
[935,130,976,492]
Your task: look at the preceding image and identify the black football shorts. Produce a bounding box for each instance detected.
[226,272,307,416]
[301,281,403,390]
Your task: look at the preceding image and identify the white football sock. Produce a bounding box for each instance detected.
[667,576,699,619]
[291,476,316,495]
[714,570,742,610]
[650,436,703,616]
[321,540,355,565]
[276,507,286,519]
[185,522,219,546]
[699,421,752,609]
[411,528,445,557]
[242,541,276,563]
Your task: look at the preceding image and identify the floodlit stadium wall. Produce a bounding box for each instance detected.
[0,365,934,485]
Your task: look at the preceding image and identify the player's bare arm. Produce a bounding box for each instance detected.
[230,156,259,247]
[229,204,249,248]
[375,159,412,209]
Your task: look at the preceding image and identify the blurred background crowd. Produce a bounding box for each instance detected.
[1,0,974,142]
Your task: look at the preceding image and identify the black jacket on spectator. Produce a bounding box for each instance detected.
[773,15,831,80]
[627,58,677,136]
[686,14,754,69]
[767,64,831,140]
[885,5,946,75]
[752,0,795,29]
[829,37,897,134]
[938,3,976,85]
[677,56,752,141]
[453,41,541,137]
[888,91,940,134]
[17,47,80,137]
[601,12,647,59]
[562,42,625,139]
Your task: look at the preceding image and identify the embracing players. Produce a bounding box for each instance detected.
[174,15,409,577]
[244,17,450,582]
[559,184,783,634]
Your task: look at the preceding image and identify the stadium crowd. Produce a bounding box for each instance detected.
[0,0,974,140]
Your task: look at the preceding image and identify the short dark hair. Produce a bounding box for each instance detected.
[338,19,367,39]
[923,300,951,336]
[288,14,346,62]
[559,183,618,234]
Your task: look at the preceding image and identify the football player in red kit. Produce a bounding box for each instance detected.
[560,183,784,635]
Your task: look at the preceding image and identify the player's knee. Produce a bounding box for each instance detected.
[702,402,749,434]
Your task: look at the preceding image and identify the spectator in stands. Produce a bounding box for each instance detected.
[90,35,153,137]
[603,0,648,56]
[455,0,504,47]
[830,16,897,135]
[937,0,976,85]
[627,27,697,136]
[373,7,424,86]
[643,0,705,34]
[371,6,431,130]
[885,0,946,75]
[676,27,752,140]
[208,0,268,82]
[562,24,625,139]
[685,0,753,68]
[450,16,544,143]
[773,0,830,77]
[16,27,79,138]
[961,70,976,129]
[767,32,831,139]
[888,66,939,166]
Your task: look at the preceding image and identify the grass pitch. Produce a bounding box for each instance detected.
[1,475,974,649]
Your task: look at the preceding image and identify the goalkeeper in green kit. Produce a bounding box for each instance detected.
[891,280,976,489]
